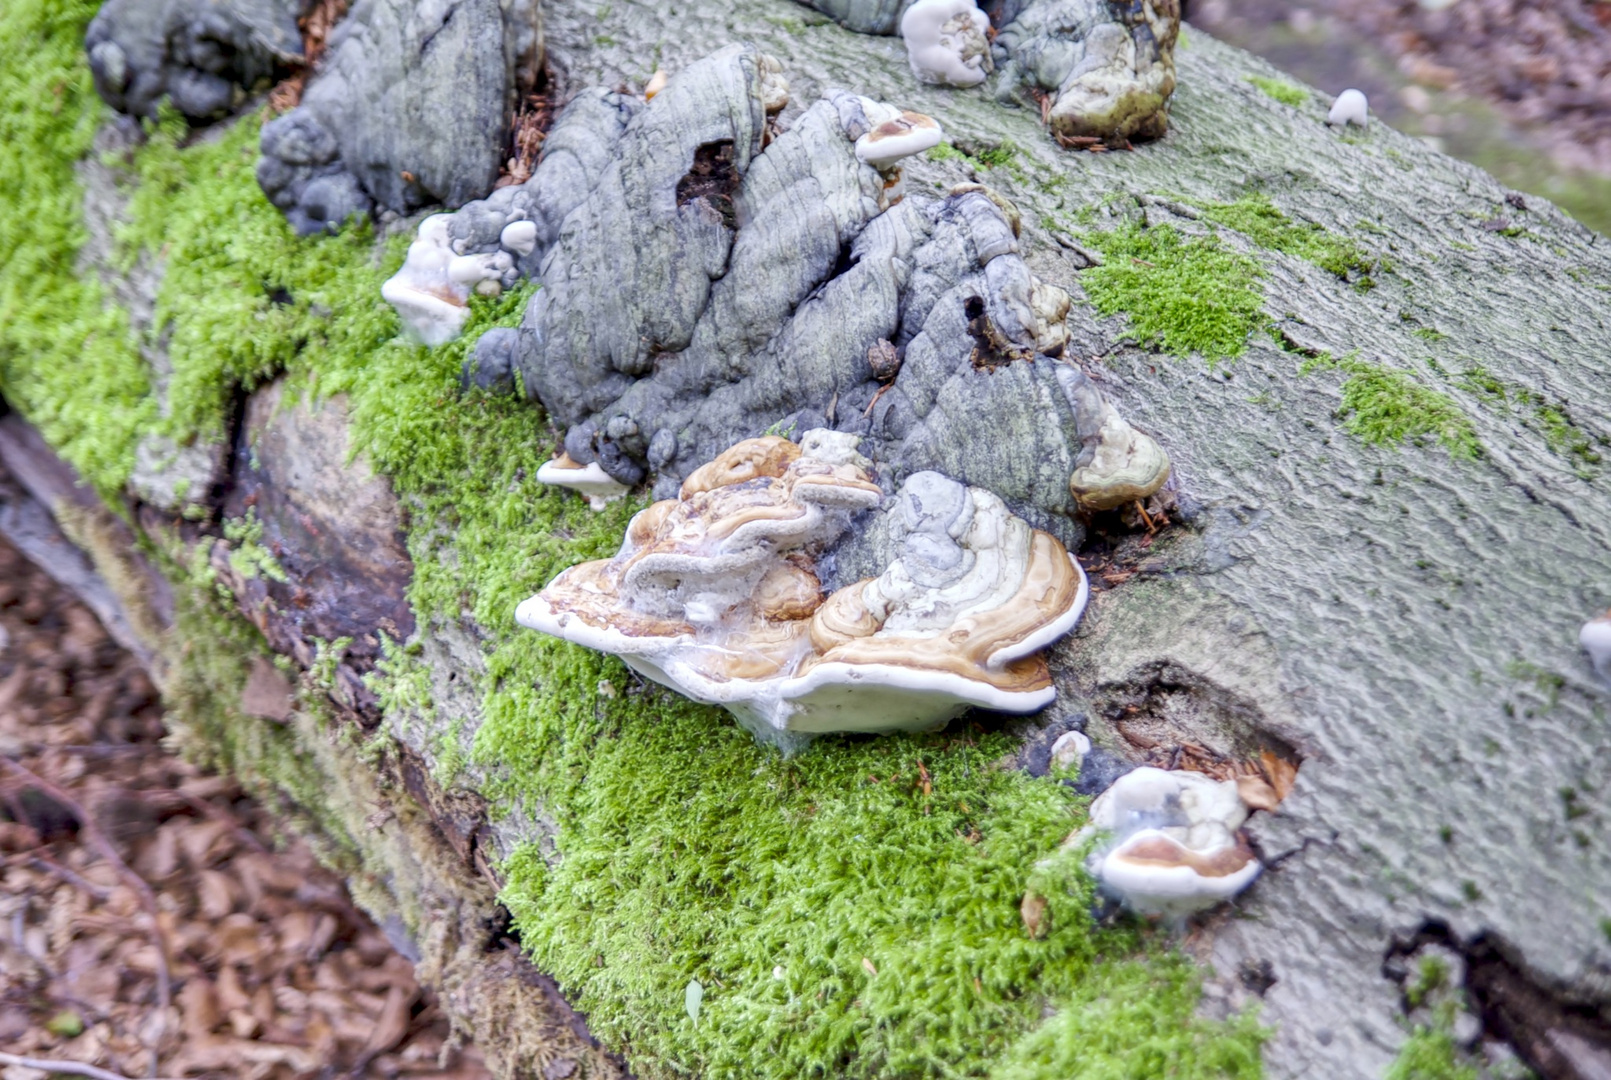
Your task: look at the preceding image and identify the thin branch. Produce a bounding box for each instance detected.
[0,759,173,1073]
[0,1051,183,1080]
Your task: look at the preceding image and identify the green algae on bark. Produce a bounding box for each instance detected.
[1246,76,1307,107]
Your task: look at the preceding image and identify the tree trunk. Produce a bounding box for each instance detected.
[5,4,1611,1078]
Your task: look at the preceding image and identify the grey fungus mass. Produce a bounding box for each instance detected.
[516,431,1090,751]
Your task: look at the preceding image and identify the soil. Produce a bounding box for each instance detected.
[0,536,494,1080]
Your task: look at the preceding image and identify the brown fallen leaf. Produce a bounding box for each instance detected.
[1236,775,1282,813]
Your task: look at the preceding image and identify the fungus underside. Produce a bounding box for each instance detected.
[0,1,1267,1076]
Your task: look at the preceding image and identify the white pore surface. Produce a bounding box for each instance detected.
[1328,88,1369,127]
[535,459,629,511]
[1581,616,1611,680]
[855,119,944,170]
[900,0,992,88]
[1098,828,1263,919]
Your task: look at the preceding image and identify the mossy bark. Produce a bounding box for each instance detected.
[3,4,1611,1078]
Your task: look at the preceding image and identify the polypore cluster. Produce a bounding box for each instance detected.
[1076,766,1262,921]
[517,430,1089,750]
[799,0,1181,144]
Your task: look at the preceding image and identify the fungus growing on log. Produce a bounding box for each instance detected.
[536,453,631,511]
[993,0,1181,145]
[900,0,994,88]
[517,431,1089,750]
[1056,364,1171,511]
[1582,611,1611,682]
[1328,88,1369,128]
[855,109,944,204]
[1072,766,1263,920]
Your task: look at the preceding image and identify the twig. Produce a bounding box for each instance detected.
[0,848,114,900]
[1,760,172,1074]
[0,1051,183,1080]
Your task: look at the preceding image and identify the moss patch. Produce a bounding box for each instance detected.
[0,0,151,496]
[988,954,1264,1080]
[1247,76,1307,108]
[1302,354,1481,459]
[1,0,1269,1075]
[1460,363,1603,475]
[1079,221,1267,364]
[1196,193,1376,283]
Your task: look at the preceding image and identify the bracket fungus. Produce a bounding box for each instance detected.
[900,0,995,88]
[993,0,1181,145]
[1076,766,1263,920]
[517,431,1089,750]
[855,109,944,205]
[1056,364,1171,511]
[1582,611,1611,682]
[380,214,519,346]
[536,453,631,511]
[1328,88,1369,128]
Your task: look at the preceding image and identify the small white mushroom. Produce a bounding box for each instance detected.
[1072,766,1263,920]
[500,219,538,257]
[900,0,994,89]
[1581,611,1611,681]
[536,453,630,511]
[855,112,945,171]
[1328,88,1369,127]
[1049,730,1091,771]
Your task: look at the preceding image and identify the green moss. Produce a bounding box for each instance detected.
[1247,76,1307,108]
[988,954,1265,1079]
[1460,363,1602,473]
[1386,1028,1478,1080]
[1079,221,1266,364]
[118,111,402,446]
[927,139,1022,177]
[1,0,1267,1074]
[1303,353,1481,459]
[0,0,152,495]
[1196,194,1376,281]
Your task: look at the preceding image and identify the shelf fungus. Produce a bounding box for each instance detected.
[994,0,1181,145]
[854,108,944,205]
[1077,766,1262,921]
[536,453,631,511]
[900,0,994,88]
[382,214,517,346]
[1056,364,1170,512]
[516,430,1090,750]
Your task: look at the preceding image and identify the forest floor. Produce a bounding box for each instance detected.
[0,536,493,1080]
[1189,0,1611,234]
